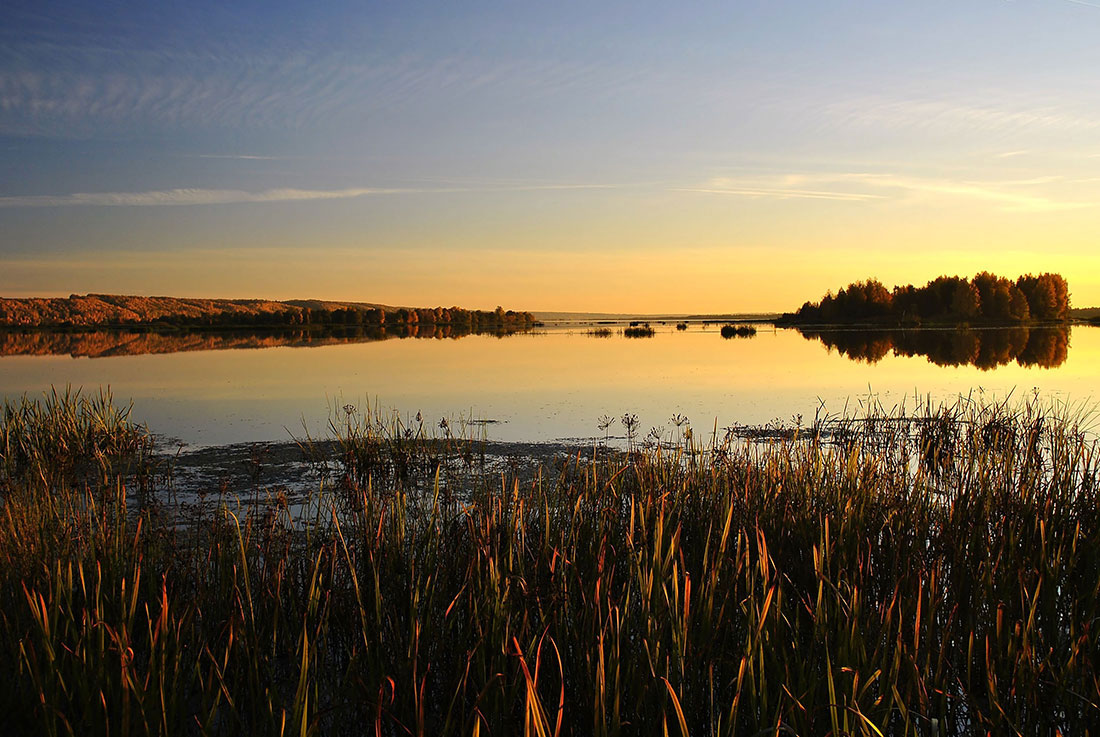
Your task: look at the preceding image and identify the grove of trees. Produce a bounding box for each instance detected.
[783,272,1070,325]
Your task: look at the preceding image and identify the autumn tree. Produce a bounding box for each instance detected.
[783,271,1069,325]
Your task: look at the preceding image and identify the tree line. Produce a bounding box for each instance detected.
[147,305,535,330]
[0,299,535,331]
[781,272,1070,325]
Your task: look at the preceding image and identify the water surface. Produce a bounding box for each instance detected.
[0,324,1096,447]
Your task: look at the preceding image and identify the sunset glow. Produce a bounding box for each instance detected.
[2,1,1099,311]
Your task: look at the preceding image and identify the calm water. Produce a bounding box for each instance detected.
[0,324,1097,448]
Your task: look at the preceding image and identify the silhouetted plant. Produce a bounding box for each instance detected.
[721,324,757,338]
[621,412,639,450]
[597,414,615,447]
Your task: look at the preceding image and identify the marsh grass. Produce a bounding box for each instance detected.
[624,322,656,338]
[312,400,490,494]
[1,391,1098,735]
[0,387,158,494]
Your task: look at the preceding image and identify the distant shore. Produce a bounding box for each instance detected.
[0,293,534,331]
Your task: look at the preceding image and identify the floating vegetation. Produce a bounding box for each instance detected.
[585,327,614,337]
[676,322,688,330]
[721,323,757,338]
[1,391,1098,734]
[624,322,656,338]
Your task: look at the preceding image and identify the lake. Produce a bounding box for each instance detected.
[0,323,1096,448]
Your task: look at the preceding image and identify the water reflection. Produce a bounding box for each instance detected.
[0,325,527,358]
[796,326,1069,369]
[0,325,1096,447]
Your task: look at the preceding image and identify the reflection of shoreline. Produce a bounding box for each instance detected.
[796,326,1070,369]
[0,325,529,359]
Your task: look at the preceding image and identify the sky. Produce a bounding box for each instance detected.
[1,0,1099,312]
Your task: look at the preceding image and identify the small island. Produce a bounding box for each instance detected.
[778,272,1070,326]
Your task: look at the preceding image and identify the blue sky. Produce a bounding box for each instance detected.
[2,0,1099,310]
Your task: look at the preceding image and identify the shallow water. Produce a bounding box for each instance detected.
[0,324,1097,447]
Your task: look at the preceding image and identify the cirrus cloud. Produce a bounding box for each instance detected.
[0,186,406,208]
[0,181,619,208]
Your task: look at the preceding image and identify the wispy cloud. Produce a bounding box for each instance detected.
[185,154,288,161]
[855,173,1091,211]
[0,32,653,139]
[0,182,618,208]
[675,186,883,202]
[687,171,1099,212]
[0,186,405,208]
[820,95,1100,138]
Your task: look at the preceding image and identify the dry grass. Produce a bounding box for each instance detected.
[1,391,1098,735]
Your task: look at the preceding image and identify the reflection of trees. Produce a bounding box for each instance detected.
[798,327,1070,370]
[1018,328,1069,368]
[0,324,529,359]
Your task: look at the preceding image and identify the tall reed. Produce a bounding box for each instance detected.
[1,391,1097,735]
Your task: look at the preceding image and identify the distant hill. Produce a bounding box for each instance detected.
[282,299,399,312]
[1070,307,1100,320]
[0,295,301,327]
[0,294,533,330]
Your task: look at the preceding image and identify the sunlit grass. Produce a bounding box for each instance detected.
[1,391,1098,735]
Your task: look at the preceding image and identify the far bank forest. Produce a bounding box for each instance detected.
[780,272,1070,326]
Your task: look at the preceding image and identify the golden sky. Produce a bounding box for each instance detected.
[2,1,1099,311]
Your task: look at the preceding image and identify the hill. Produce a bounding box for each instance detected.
[0,294,534,330]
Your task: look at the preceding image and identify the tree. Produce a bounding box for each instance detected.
[1017,273,1069,321]
[951,281,981,320]
[1007,286,1030,322]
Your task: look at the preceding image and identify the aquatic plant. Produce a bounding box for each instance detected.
[721,324,757,338]
[0,386,156,492]
[1,392,1098,735]
[623,323,656,338]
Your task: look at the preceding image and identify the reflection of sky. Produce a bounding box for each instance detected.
[1,1,1099,310]
[1,326,1097,447]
